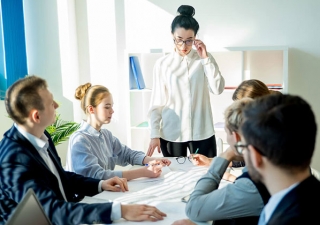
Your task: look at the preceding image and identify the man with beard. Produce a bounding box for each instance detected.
[240,94,320,224]
[173,97,271,225]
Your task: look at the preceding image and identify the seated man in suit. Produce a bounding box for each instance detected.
[240,94,320,224]
[0,75,166,224]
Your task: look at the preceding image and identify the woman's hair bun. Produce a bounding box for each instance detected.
[75,83,92,100]
[177,5,195,17]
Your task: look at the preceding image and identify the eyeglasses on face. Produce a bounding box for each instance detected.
[234,142,266,156]
[234,142,249,155]
[173,39,194,46]
[175,156,192,164]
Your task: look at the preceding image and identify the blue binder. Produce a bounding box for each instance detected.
[129,56,145,90]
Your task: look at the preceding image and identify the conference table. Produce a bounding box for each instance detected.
[81,157,243,225]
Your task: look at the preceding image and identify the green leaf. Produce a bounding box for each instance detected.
[46,114,80,146]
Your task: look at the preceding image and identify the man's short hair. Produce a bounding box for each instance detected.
[224,97,253,133]
[5,75,47,125]
[241,94,317,170]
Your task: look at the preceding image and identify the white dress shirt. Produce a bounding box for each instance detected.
[148,49,225,142]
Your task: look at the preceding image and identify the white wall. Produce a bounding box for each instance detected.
[0,100,13,136]
[14,0,320,170]
[124,0,320,170]
[22,0,73,164]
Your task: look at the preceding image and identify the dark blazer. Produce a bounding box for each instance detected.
[0,125,113,225]
[267,175,320,225]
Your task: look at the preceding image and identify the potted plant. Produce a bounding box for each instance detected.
[46,114,80,146]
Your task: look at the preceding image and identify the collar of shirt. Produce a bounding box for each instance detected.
[14,123,49,151]
[81,120,102,138]
[242,166,248,173]
[173,48,196,62]
[263,181,299,223]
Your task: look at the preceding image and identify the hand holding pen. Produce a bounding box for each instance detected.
[143,156,171,167]
[190,149,213,166]
[144,160,163,178]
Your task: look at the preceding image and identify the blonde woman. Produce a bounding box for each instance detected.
[66,83,171,180]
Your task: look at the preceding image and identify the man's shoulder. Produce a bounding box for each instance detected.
[273,176,320,218]
[270,185,320,224]
[0,134,27,163]
[0,126,21,147]
[294,175,320,199]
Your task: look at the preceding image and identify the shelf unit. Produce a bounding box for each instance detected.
[125,51,165,152]
[125,46,288,152]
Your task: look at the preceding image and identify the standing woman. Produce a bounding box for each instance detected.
[147,5,225,157]
[66,83,170,181]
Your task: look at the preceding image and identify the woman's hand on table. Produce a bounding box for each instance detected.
[101,176,128,192]
[121,204,167,222]
[172,218,197,225]
[144,160,163,178]
[189,154,212,166]
[143,156,171,166]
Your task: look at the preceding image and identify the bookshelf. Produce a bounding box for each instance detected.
[125,46,288,152]
[125,51,165,152]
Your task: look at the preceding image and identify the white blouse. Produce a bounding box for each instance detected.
[148,49,225,142]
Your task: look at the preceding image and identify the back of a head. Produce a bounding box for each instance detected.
[232,79,271,101]
[241,94,317,170]
[5,75,47,125]
[224,97,254,133]
[171,5,199,35]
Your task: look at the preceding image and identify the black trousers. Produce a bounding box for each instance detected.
[160,135,217,158]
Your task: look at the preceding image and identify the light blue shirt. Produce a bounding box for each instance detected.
[258,182,299,225]
[66,120,146,179]
[186,157,265,222]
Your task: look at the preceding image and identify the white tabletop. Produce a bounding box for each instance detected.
[81,157,241,225]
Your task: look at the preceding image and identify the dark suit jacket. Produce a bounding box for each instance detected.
[0,125,113,225]
[267,175,320,225]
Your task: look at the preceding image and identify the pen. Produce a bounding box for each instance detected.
[194,148,199,154]
[145,163,160,166]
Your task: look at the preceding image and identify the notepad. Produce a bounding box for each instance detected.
[160,165,171,177]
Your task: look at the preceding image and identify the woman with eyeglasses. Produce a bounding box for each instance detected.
[146,5,225,158]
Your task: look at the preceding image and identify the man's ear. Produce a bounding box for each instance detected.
[248,145,263,169]
[29,109,40,123]
[232,131,241,142]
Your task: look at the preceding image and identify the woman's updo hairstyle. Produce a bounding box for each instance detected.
[171,5,199,36]
[75,83,110,114]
